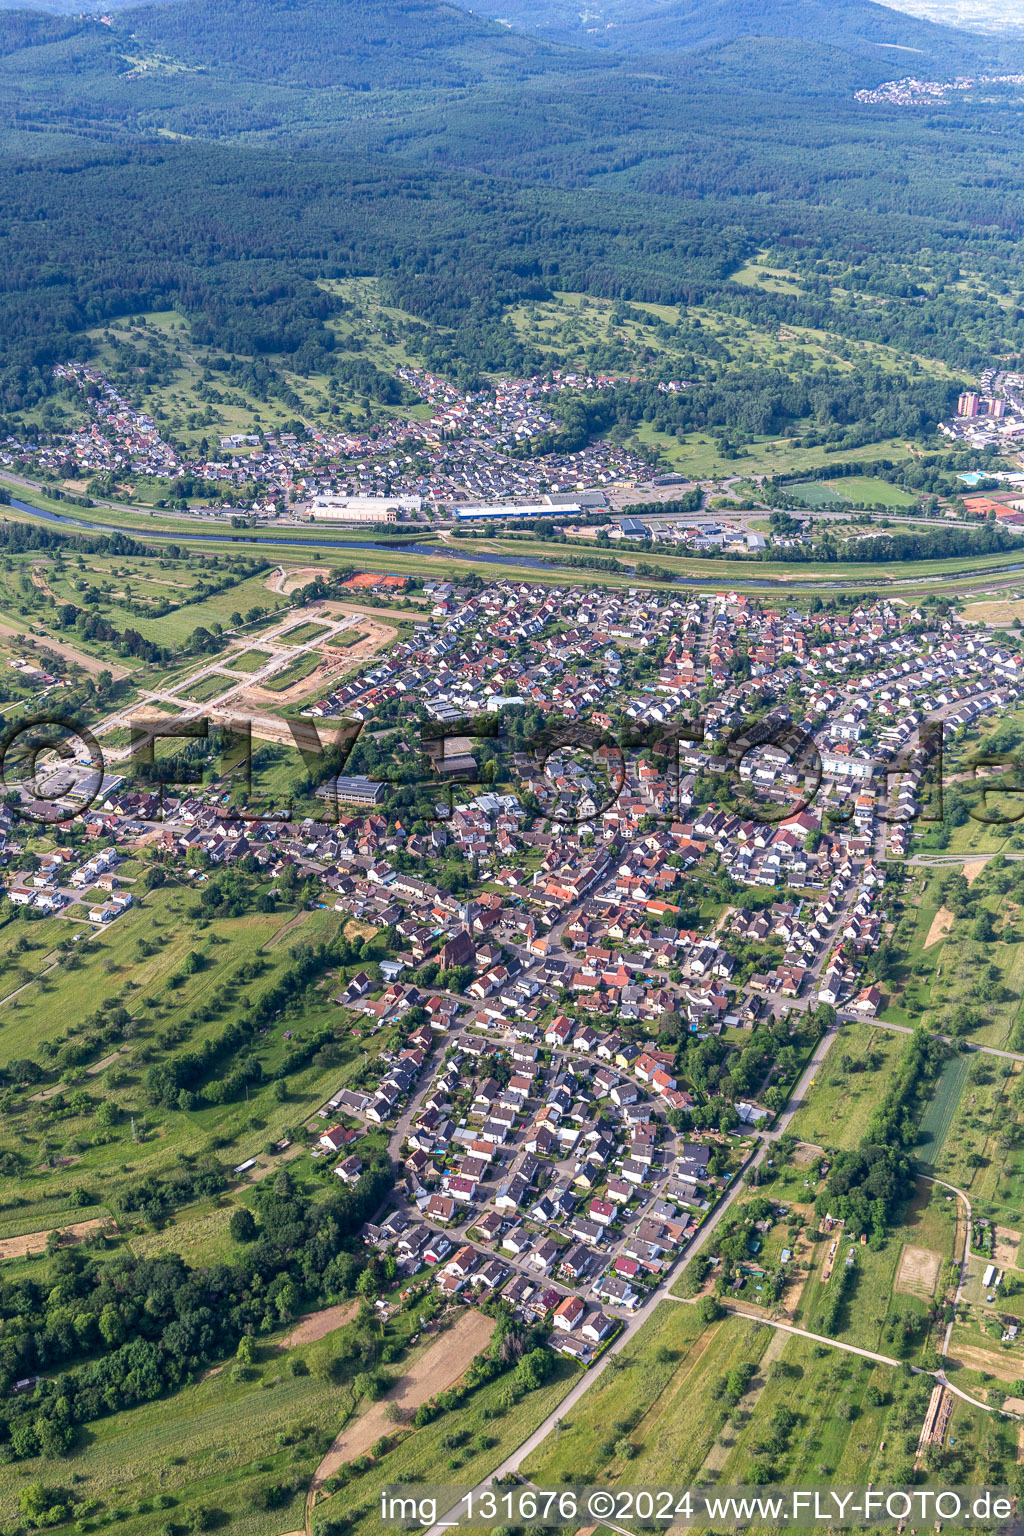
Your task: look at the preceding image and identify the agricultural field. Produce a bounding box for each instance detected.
[0,1287,459,1536]
[883,863,1024,1049]
[792,1180,957,1362]
[523,1304,771,1486]
[0,884,389,1226]
[0,1323,345,1536]
[0,545,284,679]
[918,1056,1024,1226]
[711,1330,1013,1488]
[322,1349,582,1536]
[945,1242,1024,1393]
[37,563,283,650]
[916,1053,974,1170]
[785,1023,906,1150]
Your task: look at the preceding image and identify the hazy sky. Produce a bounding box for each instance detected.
[884,0,1024,32]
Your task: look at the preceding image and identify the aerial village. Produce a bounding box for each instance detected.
[5,579,1021,1365]
[3,364,652,509]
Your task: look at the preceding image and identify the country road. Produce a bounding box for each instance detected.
[920,1174,973,1357]
[861,1013,1024,1064]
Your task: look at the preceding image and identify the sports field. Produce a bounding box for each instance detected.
[788,476,917,508]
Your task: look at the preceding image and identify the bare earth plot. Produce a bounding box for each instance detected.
[270,566,330,595]
[895,1244,942,1299]
[993,1226,1023,1270]
[310,1309,495,1486]
[962,599,1024,626]
[0,1216,115,1259]
[964,859,987,885]
[280,1302,359,1348]
[949,1341,1021,1382]
[234,661,338,709]
[925,906,954,949]
[324,622,396,670]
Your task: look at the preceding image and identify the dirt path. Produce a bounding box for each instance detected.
[279,1301,359,1349]
[30,565,58,601]
[270,566,330,595]
[0,1216,115,1259]
[87,1047,131,1075]
[307,1309,495,1518]
[263,910,310,950]
[0,620,129,679]
[693,1329,788,1482]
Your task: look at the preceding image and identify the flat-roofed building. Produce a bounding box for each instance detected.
[454,502,582,523]
[307,495,420,522]
[317,774,387,806]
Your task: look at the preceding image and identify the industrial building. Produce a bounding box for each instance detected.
[307,495,421,523]
[454,501,583,522]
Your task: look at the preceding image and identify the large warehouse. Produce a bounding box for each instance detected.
[307,495,421,522]
[453,501,584,522]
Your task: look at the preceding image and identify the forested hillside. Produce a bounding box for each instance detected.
[118,0,586,88]
[0,0,1021,422]
[463,0,1017,67]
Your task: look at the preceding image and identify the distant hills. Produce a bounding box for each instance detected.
[0,0,1018,87]
[0,0,593,96]
[884,0,1024,31]
[115,0,588,89]
[464,0,1021,66]
[0,0,1016,77]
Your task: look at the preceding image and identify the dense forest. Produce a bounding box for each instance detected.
[0,1164,392,1458]
[0,0,1023,417]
